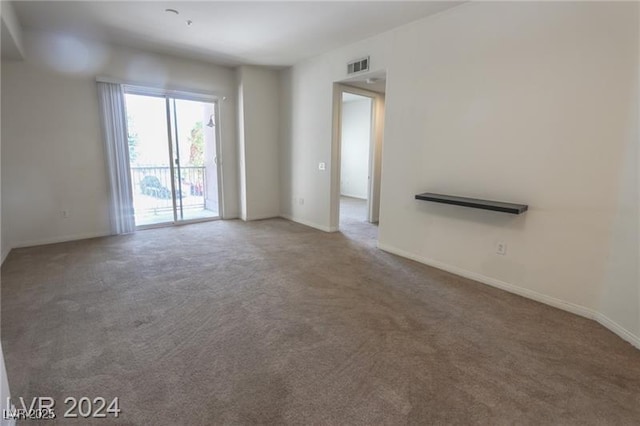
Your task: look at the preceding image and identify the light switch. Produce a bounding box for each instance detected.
[318,162,326,171]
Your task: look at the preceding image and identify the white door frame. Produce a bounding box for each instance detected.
[330,83,385,231]
[123,87,225,228]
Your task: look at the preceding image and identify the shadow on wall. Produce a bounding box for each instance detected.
[415,201,527,231]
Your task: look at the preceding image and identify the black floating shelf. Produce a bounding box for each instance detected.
[415,192,528,215]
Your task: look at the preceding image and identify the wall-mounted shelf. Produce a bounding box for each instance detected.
[415,192,528,215]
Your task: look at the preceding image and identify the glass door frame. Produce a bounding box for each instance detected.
[124,85,224,229]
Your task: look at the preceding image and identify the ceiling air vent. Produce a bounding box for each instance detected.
[347,56,370,75]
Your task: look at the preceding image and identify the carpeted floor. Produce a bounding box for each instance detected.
[2,217,640,425]
[340,195,377,242]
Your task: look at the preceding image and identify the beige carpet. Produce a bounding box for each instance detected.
[2,218,640,425]
[339,196,377,242]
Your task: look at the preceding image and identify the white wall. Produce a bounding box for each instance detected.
[597,64,639,342]
[279,31,393,231]
[280,2,640,346]
[1,30,240,249]
[236,65,280,220]
[340,97,371,199]
[378,1,639,343]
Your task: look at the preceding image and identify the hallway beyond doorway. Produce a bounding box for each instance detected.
[340,196,377,243]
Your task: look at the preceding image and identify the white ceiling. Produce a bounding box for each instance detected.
[13,1,462,67]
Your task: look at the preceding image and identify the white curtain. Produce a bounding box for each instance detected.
[97,82,136,234]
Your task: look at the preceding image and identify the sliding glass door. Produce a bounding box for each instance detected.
[125,90,221,227]
[172,98,220,221]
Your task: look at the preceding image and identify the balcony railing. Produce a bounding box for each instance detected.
[131,166,207,214]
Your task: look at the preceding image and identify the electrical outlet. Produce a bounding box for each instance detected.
[299,198,304,205]
[496,241,507,256]
[318,162,326,171]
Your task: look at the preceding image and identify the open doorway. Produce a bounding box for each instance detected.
[339,92,373,228]
[331,75,386,239]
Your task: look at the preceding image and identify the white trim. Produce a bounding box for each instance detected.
[124,91,225,225]
[125,85,219,104]
[280,215,336,233]
[136,216,221,231]
[595,314,640,350]
[245,214,281,221]
[166,97,180,222]
[11,232,111,250]
[329,83,343,230]
[97,76,228,101]
[213,100,226,220]
[331,83,385,231]
[377,242,640,350]
[341,193,367,201]
[341,86,377,223]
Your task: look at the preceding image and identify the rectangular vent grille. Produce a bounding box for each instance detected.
[347,56,370,74]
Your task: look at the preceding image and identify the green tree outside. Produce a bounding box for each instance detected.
[127,113,139,164]
[188,121,204,166]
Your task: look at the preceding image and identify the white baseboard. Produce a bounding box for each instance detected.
[340,194,367,200]
[595,313,640,349]
[377,242,640,350]
[280,215,336,233]
[246,214,281,221]
[12,231,111,250]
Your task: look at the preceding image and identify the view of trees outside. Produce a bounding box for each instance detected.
[188,121,204,167]
[127,113,203,167]
[124,95,206,167]
[127,113,139,164]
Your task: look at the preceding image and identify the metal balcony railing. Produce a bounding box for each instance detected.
[131,166,207,214]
